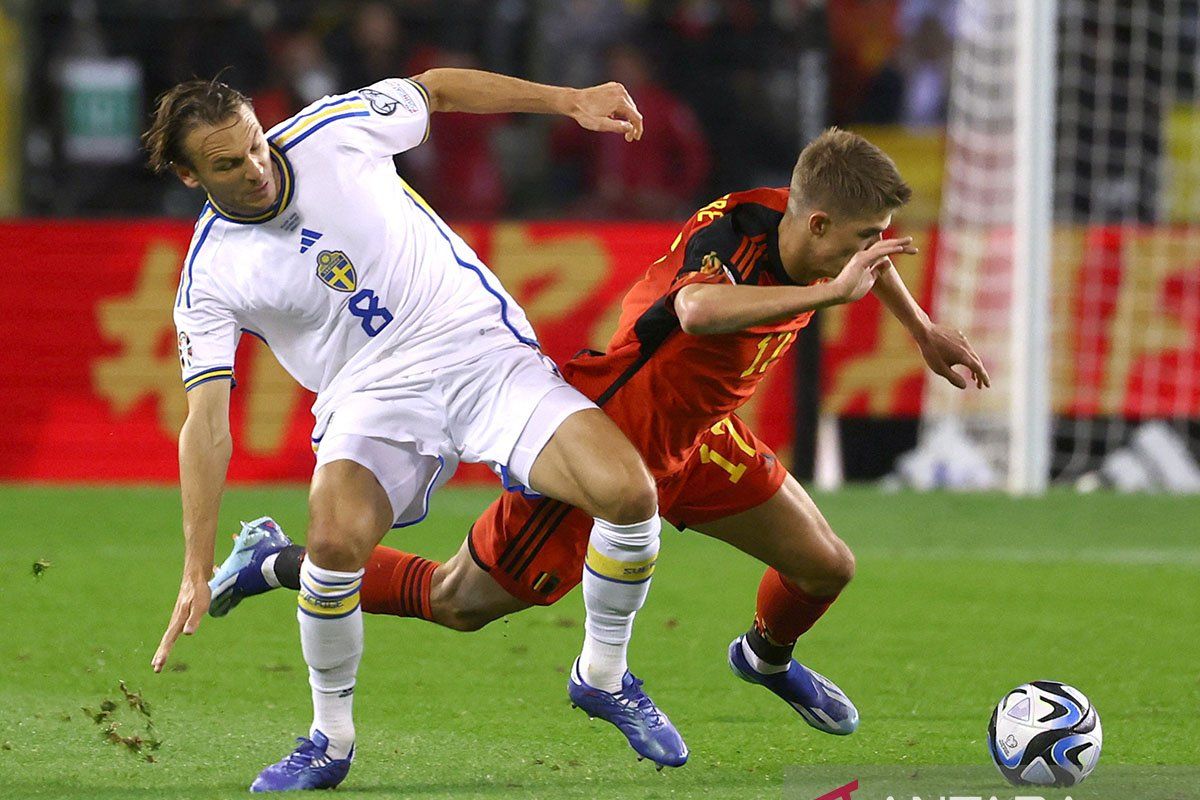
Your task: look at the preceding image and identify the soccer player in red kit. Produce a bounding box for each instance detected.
[206,128,989,761]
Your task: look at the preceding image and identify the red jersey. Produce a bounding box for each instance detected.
[563,187,813,476]
[467,188,804,606]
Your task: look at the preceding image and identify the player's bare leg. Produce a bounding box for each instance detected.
[302,459,396,752]
[211,528,531,629]
[427,538,533,629]
[527,408,660,690]
[356,536,533,630]
[527,408,659,523]
[693,472,859,735]
[695,472,854,600]
[527,408,688,768]
[251,459,394,792]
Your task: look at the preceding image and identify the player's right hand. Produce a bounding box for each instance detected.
[151,572,211,673]
[570,81,644,142]
[829,237,918,304]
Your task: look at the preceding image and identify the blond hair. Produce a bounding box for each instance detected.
[789,127,912,218]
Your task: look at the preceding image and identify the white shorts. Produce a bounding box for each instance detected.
[312,344,594,527]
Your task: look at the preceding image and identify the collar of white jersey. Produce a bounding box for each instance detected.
[205,144,296,225]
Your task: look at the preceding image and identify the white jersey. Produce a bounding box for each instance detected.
[173,78,538,432]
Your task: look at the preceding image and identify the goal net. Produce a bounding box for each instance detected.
[920,0,1200,492]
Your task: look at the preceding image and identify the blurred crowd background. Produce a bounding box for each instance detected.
[14,0,958,220]
[4,0,1199,489]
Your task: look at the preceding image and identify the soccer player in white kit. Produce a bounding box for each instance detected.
[145,70,686,791]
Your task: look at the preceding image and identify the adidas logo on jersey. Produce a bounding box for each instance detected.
[299,228,324,254]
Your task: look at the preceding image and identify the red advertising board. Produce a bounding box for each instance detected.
[0,220,800,482]
[2,220,1196,483]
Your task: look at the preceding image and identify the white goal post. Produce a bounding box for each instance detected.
[917,0,1200,495]
[1010,0,1057,494]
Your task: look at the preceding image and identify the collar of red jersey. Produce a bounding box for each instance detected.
[206,144,296,224]
[763,226,799,286]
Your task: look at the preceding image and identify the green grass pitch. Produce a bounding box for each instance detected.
[1,485,1196,799]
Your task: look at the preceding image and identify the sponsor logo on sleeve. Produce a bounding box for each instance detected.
[361,88,400,116]
[372,81,420,115]
[178,331,193,369]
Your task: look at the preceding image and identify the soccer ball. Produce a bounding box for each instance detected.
[988,681,1102,787]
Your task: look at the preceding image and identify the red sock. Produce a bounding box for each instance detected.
[754,568,838,646]
[360,546,439,621]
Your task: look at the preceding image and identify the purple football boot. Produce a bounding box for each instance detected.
[567,659,688,769]
[208,517,292,618]
[250,730,353,792]
[727,634,859,735]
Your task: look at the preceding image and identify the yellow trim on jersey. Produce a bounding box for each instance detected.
[404,78,431,108]
[183,367,234,391]
[585,544,657,583]
[399,177,437,216]
[272,100,370,149]
[206,144,295,224]
[403,78,432,143]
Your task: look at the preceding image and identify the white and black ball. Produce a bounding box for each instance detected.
[988,681,1102,787]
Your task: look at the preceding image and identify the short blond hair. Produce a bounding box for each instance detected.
[789,127,912,218]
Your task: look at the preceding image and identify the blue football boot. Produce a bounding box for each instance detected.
[208,516,292,618]
[567,659,688,769]
[727,634,859,735]
[250,730,353,792]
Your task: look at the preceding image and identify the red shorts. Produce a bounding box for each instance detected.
[468,414,787,606]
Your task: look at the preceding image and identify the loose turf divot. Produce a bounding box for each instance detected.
[81,681,163,763]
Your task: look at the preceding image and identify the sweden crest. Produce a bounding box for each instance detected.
[316,250,357,292]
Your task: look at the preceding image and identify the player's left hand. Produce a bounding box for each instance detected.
[570,82,644,142]
[918,324,991,389]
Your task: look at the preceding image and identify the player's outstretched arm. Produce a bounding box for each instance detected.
[676,238,917,335]
[151,380,233,673]
[412,68,643,141]
[871,264,991,390]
